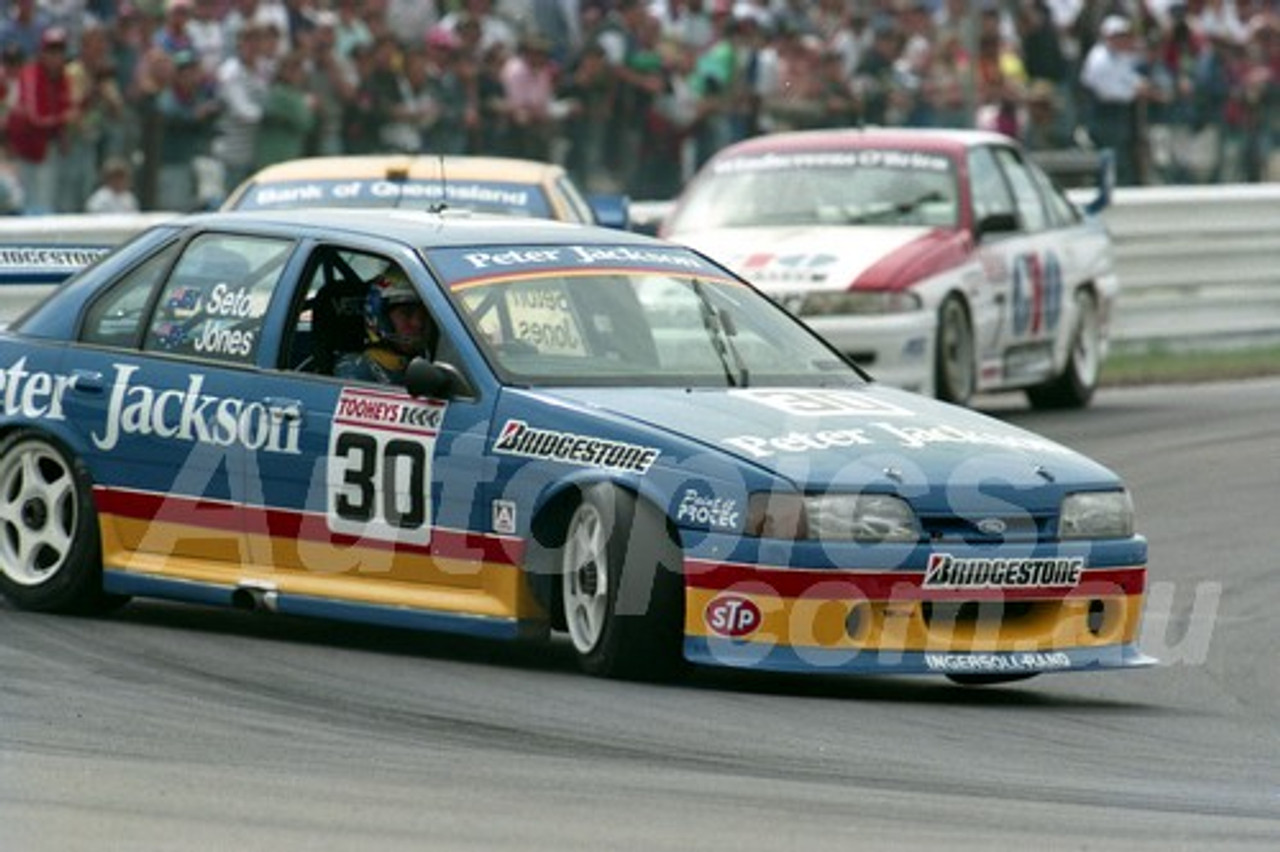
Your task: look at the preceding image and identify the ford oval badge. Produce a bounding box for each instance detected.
[976,517,1007,536]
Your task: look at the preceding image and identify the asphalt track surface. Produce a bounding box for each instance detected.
[2,378,1278,851]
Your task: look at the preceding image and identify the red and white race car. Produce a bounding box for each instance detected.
[661,128,1116,408]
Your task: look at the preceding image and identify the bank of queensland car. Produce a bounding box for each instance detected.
[661,128,1117,409]
[222,154,630,229]
[0,209,1151,683]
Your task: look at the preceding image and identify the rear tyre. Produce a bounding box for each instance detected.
[0,431,121,614]
[1026,288,1101,410]
[935,294,975,405]
[560,483,684,680]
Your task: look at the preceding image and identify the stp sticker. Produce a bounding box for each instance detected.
[705,594,763,638]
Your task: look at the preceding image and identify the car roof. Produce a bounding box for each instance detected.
[716,127,1016,159]
[166,208,657,250]
[237,154,566,184]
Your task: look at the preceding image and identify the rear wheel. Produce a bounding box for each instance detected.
[0,431,121,614]
[1026,288,1101,410]
[560,483,684,680]
[935,295,975,405]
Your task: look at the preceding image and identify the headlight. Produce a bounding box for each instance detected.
[795,290,922,317]
[747,492,920,542]
[1059,490,1134,540]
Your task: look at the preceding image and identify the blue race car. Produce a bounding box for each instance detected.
[0,208,1152,683]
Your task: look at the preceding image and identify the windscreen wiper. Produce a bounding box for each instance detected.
[691,279,749,388]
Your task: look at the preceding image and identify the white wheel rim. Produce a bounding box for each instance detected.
[940,301,973,400]
[1071,293,1101,388]
[0,442,77,587]
[562,502,609,654]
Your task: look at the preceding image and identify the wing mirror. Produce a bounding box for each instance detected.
[405,358,472,400]
[976,212,1019,239]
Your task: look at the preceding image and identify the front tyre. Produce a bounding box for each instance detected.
[0,431,118,614]
[561,484,684,680]
[935,294,975,405]
[1026,288,1101,410]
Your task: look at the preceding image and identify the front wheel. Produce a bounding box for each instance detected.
[1026,288,1101,410]
[0,431,120,614]
[560,484,684,680]
[935,295,975,405]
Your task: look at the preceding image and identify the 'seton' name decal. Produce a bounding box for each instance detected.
[493,419,660,473]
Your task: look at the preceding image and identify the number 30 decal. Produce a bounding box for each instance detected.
[334,433,427,528]
[326,389,444,546]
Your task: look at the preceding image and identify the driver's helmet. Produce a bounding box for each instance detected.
[364,267,426,352]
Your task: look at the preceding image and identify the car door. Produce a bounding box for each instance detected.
[65,230,298,581]
[242,241,523,630]
[966,144,1059,387]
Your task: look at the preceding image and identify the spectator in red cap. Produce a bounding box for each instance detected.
[4,27,78,213]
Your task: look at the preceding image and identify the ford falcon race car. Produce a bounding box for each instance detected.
[661,129,1116,409]
[222,154,630,229]
[0,208,1151,683]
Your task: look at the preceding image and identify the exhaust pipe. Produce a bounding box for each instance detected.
[232,580,279,613]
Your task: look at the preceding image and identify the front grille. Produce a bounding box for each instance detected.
[919,513,1053,544]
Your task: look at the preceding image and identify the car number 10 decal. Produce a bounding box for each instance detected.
[326,388,446,546]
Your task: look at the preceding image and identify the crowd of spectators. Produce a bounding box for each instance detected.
[0,0,1276,215]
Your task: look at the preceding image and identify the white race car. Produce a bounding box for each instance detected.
[662,128,1116,408]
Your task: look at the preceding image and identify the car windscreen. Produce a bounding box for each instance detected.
[427,243,863,388]
[232,178,555,219]
[669,149,960,231]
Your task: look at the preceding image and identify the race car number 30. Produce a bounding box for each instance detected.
[326,388,446,545]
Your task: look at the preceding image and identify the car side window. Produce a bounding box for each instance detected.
[967,146,1017,227]
[142,233,293,365]
[282,246,378,374]
[993,147,1050,232]
[80,243,180,348]
[283,246,442,383]
[1027,161,1081,228]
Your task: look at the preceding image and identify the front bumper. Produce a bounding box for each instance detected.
[801,310,937,396]
[682,555,1152,677]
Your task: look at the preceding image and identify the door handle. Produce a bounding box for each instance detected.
[69,370,105,393]
[264,398,304,421]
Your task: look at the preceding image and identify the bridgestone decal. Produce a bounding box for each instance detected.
[923,553,1084,589]
[0,246,110,269]
[493,419,660,473]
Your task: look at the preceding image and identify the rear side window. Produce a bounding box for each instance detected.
[993,147,1050,232]
[142,233,294,365]
[968,146,1017,225]
[80,243,180,348]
